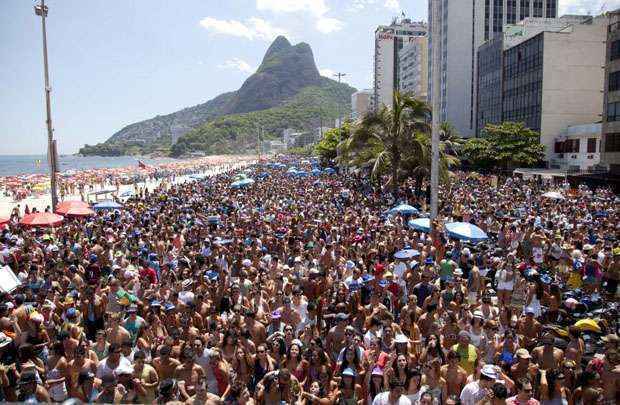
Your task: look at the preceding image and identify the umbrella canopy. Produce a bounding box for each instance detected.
[93,200,123,210]
[324,167,336,174]
[408,218,431,233]
[296,170,308,177]
[445,222,489,242]
[65,206,95,216]
[388,204,419,216]
[542,191,565,200]
[55,200,90,215]
[120,190,134,198]
[394,249,421,259]
[311,168,321,175]
[0,217,9,226]
[231,178,255,188]
[20,212,64,227]
[233,173,248,181]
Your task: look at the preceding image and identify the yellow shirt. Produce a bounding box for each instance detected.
[452,343,477,375]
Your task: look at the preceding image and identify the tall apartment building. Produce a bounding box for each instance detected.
[475,16,607,161]
[602,9,620,174]
[351,90,373,120]
[374,18,427,109]
[428,0,557,137]
[399,37,429,100]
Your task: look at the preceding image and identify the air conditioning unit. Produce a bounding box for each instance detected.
[571,154,577,159]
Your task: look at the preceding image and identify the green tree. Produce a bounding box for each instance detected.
[341,92,457,193]
[314,122,351,162]
[483,122,545,169]
[440,122,463,157]
[461,138,495,169]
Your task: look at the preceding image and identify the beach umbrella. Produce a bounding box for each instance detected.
[65,206,95,217]
[408,218,431,233]
[56,200,90,215]
[20,212,64,227]
[394,249,420,259]
[120,190,133,198]
[445,222,489,242]
[388,204,419,216]
[296,170,308,177]
[94,200,123,210]
[311,168,321,176]
[233,173,248,181]
[231,178,255,188]
[542,191,565,200]
[324,167,336,175]
[0,217,9,227]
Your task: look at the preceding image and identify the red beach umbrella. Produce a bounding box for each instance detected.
[0,217,9,226]
[20,212,64,227]
[55,200,89,215]
[63,206,95,217]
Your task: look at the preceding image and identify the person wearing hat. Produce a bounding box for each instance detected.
[459,364,500,405]
[123,304,146,345]
[17,369,50,403]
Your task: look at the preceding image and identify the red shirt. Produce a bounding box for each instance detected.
[139,266,157,284]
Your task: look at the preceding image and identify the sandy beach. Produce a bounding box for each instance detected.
[0,155,254,217]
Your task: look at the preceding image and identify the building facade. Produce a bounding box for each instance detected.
[475,15,607,161]
[428,0,557,137]
[399,37,428,100]
[602,10,620,174]
[551,123,601,171]
[374,18,427,110]
[351,90,373,120]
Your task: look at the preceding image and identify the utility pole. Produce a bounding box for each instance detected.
[430,0,441,221]
[333,72,346,163]
[35,0,59,211]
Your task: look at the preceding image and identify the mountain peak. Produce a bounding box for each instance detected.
[264,35,292,58]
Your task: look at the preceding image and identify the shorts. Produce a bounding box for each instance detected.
[497,281,514,291]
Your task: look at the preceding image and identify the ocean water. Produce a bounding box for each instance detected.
[0,155,181,177]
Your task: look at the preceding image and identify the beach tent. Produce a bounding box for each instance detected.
[94,200,123,210]
[408,218,431,233]
[445,222,488,242]
[20,212,64,227]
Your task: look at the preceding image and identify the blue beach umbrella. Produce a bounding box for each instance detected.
[296,170,308,177]
[408,218,431,233]
[311,168,321,176]
[324,167,336,175]
[388,204,419,216]
[445,222,489,242]
[231,178,255,188]
[93,200,123,210]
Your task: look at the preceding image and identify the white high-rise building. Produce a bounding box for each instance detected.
[399,37,428,101]
[428,0,558,137]
[374,18,427,110]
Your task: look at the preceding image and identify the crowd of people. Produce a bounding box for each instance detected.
[0,158,618,404]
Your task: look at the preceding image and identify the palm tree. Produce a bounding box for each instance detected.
[440,122,463,157]
[340,92,430,193]
[341,92,458,195]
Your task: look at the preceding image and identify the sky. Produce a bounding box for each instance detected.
[0,0,618,155]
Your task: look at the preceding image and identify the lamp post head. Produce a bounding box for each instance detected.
[34,4,49,17]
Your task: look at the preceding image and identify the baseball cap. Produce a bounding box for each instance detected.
[515,348,532,359]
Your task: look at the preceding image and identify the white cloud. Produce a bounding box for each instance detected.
[199,16,288,42]
[316,17,344,34]
[349,0,378,11]
[319,68,336,78]
[218,58,254,73]
[384,0,401,12]
[256,0,328,17]
[256,0,343,35]
[559,0,620,15]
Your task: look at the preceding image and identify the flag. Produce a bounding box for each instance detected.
[138,160,148,169]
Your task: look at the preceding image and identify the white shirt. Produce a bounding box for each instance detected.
[372,391,412,405]
[96,355,132,379]
[460,381,488,405]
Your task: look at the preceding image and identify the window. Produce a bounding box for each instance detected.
[607,102,620,122]
[609,71,620,91]
[564,139,580,153]
[605,133,620,152]
[587,138,597,153]
[554,141,564,153]
[611,40,620,61]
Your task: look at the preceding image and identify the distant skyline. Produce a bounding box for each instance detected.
[0,0,617,155]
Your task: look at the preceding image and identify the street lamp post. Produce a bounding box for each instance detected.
[35,0,59,211]
[333,72,346,163]
[430,0,441,222]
